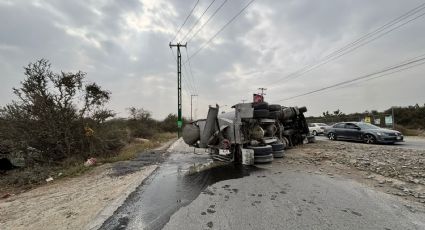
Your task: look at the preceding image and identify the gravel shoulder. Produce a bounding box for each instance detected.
[0,140,175,230]
[301,139,425,202]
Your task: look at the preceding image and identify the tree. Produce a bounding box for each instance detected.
[161,113,178,132]
[333,109,343,116]
[127,107,152,121]
[1,59,113,164]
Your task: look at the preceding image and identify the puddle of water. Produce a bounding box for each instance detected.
[99,152,260,230]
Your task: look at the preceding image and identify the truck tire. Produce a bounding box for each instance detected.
[247,145,273,156]
[253,102,268,110]
[268,111,281,119]
[254,154,273,163]
[272,150,284,158]
[253,109,269,118]
[271,142,284,151]
[268,104,281,111]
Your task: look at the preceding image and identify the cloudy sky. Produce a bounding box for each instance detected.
[1,0,424,119]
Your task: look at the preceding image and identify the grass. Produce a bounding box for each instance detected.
[61,163,94,177]
[99,132,176,163]
[0,132,177,193]
[394,125,422,136]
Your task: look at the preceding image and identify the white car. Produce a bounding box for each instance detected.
[308,123,329,136]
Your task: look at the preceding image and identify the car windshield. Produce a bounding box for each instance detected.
[357,123,380,130]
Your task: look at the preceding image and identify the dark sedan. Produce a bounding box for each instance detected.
[324,122,403,144]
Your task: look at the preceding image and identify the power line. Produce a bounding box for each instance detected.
[180,0,218,42]
[332,53,425,91]
[285,11,425,82]
[186,0,256,63]
[266,3,425,87]
[171,0,200,43]
[276,54,425,102]
[170,48,196,95]
[182,61,198,95]
[321,3,425,61]
[182,63,197,95]
[184,47,199,94]
[186,0,229,43]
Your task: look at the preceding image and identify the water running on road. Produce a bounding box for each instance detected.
[99,152,260,230]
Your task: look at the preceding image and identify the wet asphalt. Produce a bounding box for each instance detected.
[163,164,425,230]
[99,151,260,230]
[100,140,425,230]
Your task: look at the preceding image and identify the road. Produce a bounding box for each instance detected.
[101,140,425,230]
[315,135,425,150]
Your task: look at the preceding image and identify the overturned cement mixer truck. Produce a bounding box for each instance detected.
[182,101,311,164]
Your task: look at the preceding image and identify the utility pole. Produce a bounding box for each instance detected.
[169,42,187,137]
[258,87,267,96]
[190,94,198,121]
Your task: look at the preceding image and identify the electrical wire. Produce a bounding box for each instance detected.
[331,54,425,91]
[265,2,425,87]
[171,0,200,43]
[186,0,229,43]
[321,3,425,61]
[276,54,425,102]
[186,0,256,63]
[180,0,218,42]
[169,48,196,95]
[184,47,199,95]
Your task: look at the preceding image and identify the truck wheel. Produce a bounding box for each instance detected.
[254,154,273,163]
[253,102,268,110]
[247,145,273,156]
[272,150,284,158]
[253,109,269,118]
[271,142,284,151]
[268,104,282,111]
[268,111,281,119]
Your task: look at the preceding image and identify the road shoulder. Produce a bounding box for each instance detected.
[0,139,177,230]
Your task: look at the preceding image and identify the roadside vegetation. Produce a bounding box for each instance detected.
[306,105,425,136]
[0,59,179,191]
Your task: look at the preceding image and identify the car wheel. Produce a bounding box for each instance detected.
[364,134,376,144]
[328,132,337,140]
[312,130,317,136]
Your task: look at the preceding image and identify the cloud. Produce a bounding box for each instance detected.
[0,0,424,120]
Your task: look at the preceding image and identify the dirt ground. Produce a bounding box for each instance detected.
[285,139,425,204]
[0,141,174,230]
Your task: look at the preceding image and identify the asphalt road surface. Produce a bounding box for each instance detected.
[315,135,425,150]
[102,140,425,230]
